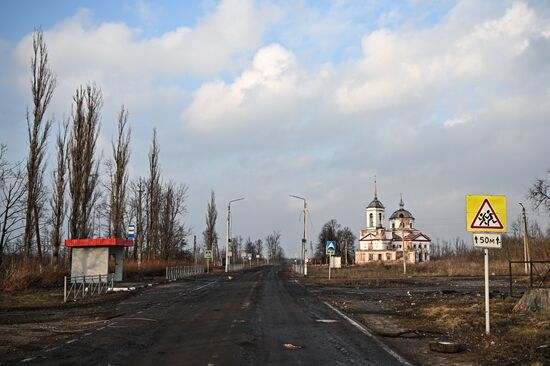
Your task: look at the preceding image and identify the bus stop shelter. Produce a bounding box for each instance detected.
[65,238,134,282]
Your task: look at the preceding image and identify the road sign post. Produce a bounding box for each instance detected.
[466,195,506,335]
[326,241,336,280]
[128,224,135,240]
[205,249,213,273]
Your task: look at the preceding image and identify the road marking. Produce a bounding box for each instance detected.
[116,317,157,322]
[316,319,339,323]
[324,302,413,366]
[193,279,219,292]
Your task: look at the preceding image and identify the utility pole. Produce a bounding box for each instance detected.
[519,203,530,275]
[193,235,197,265]
[225,198,244,273]
[290,195,307,276]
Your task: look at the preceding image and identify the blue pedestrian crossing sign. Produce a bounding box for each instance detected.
[326,241,336,255]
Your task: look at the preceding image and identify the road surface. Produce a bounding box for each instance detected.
[14,266,410,365]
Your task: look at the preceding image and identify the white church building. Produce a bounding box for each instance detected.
[355,182,431,265]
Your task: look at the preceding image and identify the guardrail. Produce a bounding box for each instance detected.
[166,265,204,281]
[64,274,114,302]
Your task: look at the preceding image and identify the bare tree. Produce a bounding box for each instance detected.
[265,231,282,263]
[337,226,356,265]
[529,169,550,213]
[130,178,146,265]
[23,29,56,259]
[244,237,256,258]
[49,121,68,266]
[203,190,218,262]
[316,219,340,260]
[146,129,161,258]
[159,181,189,259]
[108,106,131,239]
[231,235,243,260]
[68,84,102,239]
[255,238,263,259]
[0,145,7,185]
[0,148,26,265]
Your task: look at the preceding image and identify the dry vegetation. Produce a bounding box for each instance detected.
[398,293,550,365]
[0,256,203,310]
[297,244,550,366]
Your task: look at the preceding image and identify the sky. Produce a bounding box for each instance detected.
[1,0,549,257]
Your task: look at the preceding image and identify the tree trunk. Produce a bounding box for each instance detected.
[513,289,550,312]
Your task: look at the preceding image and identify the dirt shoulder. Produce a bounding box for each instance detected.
[0,272,221,361]
[292,266,550,366]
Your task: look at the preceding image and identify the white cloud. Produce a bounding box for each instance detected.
[444,113,473,127]
[179,1,550,244]
[2,0,550,252]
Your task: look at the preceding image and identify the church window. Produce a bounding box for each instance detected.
[379,213,382,223]
[368,254,373,261]
[369,213,373,227]
[392,222,395,229]
[410,223,413,228]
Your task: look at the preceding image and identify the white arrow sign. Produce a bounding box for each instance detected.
[473,233,502,249]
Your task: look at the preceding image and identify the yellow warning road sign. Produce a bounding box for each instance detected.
[466,195,506,232]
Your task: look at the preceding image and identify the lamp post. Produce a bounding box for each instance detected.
[290,195,308,276]
[226,198,244,273]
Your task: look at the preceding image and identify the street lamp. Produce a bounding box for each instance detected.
[226,197,244,273]
[290,195,308,276]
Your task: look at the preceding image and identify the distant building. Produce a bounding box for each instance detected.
[355,180,431,265]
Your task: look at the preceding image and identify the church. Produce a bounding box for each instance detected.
[355,181,431,265]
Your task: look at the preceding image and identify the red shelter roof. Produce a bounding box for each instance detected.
[64,238,134,247]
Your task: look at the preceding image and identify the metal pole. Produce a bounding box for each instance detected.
[484,248,490,335]
[328,253,332,280]
[225,198,244,273]
[519,203,530,275]
[304,199,308,277]
[508,260,512,297]
[64,276,67,303]
[290,195,308,276]
[225,203,230,273]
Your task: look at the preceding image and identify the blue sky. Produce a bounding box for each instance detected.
[1,0,549,256]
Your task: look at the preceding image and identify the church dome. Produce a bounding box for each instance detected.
[367,198,385,209]
[389,208,414,220]
[389,195,414,220]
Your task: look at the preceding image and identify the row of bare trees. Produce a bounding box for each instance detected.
[0,30,190,267]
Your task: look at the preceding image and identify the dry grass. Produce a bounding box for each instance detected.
[303,255,526,287]
[0,259,67,292]
[405,295,550,365]
[123,259,202,280]
[0,257,205,292]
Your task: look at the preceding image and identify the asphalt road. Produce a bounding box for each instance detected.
[15,266,410,365]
